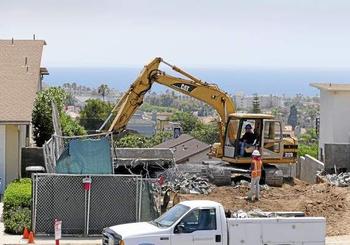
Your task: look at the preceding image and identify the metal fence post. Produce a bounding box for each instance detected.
[138,177,142,222]
[32,174,38,233]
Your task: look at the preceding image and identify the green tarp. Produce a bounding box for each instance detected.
[56,137,113,174]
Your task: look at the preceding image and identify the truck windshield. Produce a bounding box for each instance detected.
[152,204,190,227]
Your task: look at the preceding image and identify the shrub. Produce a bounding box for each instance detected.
[3,178,32,234]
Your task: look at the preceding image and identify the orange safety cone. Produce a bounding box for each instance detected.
[23,227,29,239]
[28,231,35,244]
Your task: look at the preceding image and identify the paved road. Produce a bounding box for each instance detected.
[1,202,350,244]
[326,235,350,244]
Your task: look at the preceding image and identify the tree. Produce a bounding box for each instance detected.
[251,93,261,113]
[115,134,150,148]
[65,92,76,106]
[32,87,86,146]
[98,84,110,101]
[191,122,219,144]
[79,99,114,130]
[288,105,298,129]
[60,113,86,136]
[115,131,172,148]
[169,111,200,133]
[298,129,318,158]
[149,131,172,146]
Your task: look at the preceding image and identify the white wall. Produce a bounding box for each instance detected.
[0,125,5,194]
[298,155,324,184]
[319,90,350,159]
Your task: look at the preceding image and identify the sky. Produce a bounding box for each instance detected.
[1,0,350,68]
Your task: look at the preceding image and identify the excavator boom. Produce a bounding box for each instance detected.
[104,57,236,151]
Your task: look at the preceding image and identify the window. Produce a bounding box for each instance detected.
[153,204,190,227]
[176,208,217,233]
[263,121,282,153]
[226,119,239,145]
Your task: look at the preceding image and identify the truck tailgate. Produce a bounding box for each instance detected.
[228,217,325,245]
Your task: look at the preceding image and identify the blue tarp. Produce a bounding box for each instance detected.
[56,137,113,174]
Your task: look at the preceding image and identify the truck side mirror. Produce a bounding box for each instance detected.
[175,224,185,234]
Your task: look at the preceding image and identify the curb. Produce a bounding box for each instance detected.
[4,239,101,245]
[4,243,101,245]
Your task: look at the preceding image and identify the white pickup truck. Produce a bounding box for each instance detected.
[102,200,326,245]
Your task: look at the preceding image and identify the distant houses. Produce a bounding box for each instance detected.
[126,113,156,137]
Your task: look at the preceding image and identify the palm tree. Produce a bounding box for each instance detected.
[98,84,110,101]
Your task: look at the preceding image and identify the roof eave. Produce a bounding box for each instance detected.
[0,121,31,125]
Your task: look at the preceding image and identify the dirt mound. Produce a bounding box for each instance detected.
[180,179,350,236]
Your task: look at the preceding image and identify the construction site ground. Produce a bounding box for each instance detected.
[180,179,350,237]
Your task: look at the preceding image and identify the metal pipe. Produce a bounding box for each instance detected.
[138,177,142,221]
[86,181,91,236]
[161,59,202,83]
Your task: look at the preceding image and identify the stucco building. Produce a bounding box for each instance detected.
[311,83,350,161]
[0,39,47,194]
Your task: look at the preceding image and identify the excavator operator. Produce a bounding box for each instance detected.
[239,124,257,156]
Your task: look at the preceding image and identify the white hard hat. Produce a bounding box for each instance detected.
[252,150,261,156]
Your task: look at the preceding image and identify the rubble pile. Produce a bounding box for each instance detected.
[162,173,214,195]
[232,179,270,190]
[326,172,350,187]
[231,209,304,218]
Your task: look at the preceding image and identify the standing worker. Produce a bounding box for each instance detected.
[248,150,262,201]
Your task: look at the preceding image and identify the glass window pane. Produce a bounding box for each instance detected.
[197,209,216,230]
[226,119,239,145]
[155,204,190,227]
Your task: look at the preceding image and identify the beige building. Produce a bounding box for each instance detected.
[0,39,47,194]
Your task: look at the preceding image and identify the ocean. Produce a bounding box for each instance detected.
[45,67,350,96]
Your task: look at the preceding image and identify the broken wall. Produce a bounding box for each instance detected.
[325,143,350,172]
[298,155,324,184]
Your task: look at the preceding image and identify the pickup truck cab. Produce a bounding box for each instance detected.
[103,200,325,245]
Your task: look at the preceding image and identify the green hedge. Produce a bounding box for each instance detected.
[3,178,32,234]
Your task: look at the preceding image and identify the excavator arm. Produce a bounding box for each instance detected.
[102,57,236,155]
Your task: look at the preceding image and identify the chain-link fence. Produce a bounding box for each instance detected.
[43,133,113,174]
[32,174,144,236]
[140,178,162,221]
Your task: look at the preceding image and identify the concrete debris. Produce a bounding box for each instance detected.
[326,172,350,187]
[232,209,305,218]
[162,173,214,195]
[232,180,270,190]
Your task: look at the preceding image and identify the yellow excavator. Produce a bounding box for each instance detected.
[100,57,297,169]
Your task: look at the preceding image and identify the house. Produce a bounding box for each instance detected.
[126,113,156,137]
[311,83,350,167]
[0,39,47,194]
[153,134,213,164]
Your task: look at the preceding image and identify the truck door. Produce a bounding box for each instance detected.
[192,208,223,245]
[172,209,198,245]
[172,208,223,245]
[224,118,239,158]
[262,120,283,159]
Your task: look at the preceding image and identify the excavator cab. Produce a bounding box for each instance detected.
[223,113,284,163]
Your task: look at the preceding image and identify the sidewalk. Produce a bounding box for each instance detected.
[326,235,350,245]
[0,203,100,245]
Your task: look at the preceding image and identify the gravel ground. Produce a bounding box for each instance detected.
[180,179,350,236]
